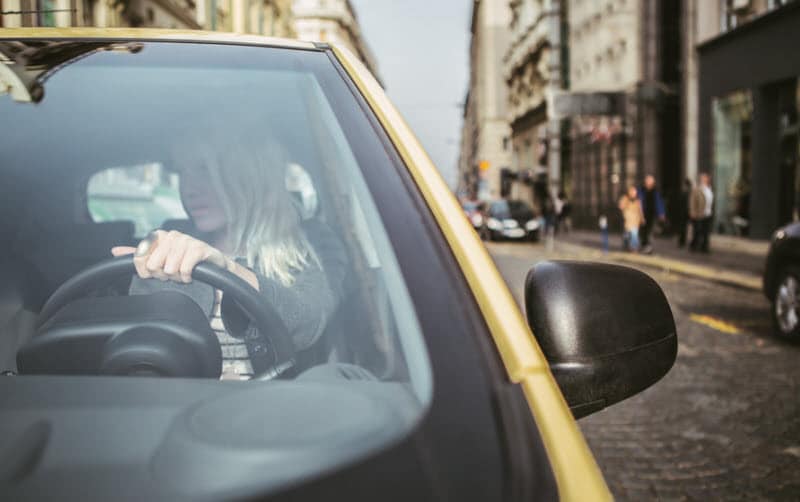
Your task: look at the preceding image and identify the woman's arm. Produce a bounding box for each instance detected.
[221,221,349,354]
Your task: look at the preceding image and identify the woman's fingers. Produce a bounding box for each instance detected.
[145,230,174,281]
[163,233,192,281]
[133,253,151,279]
[179,242,207,283]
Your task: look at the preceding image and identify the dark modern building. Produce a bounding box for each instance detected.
[696,0,800,239]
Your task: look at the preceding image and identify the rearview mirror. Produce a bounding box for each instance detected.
[525,261,677,419]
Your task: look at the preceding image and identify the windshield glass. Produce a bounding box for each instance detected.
[0,40,432,486]
[490,200,511,218]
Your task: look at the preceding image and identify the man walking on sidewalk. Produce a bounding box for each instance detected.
[638,174,665,254]
[689,172,714,253]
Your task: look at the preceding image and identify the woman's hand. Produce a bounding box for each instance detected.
[111,230,229,284]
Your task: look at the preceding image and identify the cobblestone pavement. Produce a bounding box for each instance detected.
[487,241,800,501]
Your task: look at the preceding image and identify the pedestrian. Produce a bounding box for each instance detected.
[556,191,571,234]
[637,174,665,254]
[599,214,609,253]
[542,194,556,251]
[619,185,645,252]
[689,172,713,253]
[676,178,692,248]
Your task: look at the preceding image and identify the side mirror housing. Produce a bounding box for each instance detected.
[525,261,677,418]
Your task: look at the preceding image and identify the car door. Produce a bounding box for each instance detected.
[327,44,610,500]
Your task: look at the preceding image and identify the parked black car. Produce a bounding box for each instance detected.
[485,199,540,241]
[763,222,800,340]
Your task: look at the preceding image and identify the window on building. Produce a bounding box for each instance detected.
[40,0,56,27]
[81,0,94,25]
[712,90,752,234]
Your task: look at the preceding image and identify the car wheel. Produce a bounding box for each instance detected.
[772,267,800,340]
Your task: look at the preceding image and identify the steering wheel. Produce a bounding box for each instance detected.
[34,256,294,378]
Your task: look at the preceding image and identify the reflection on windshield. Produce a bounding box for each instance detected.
[0,41,142,103]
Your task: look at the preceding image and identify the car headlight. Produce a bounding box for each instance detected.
[471,213,484,227]
[525,219,540,231]
[487,217,502,230]
[503,219,518,229]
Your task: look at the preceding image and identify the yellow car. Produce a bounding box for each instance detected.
[0,30,676,501]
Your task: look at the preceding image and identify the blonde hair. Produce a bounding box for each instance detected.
[174,134,319,287]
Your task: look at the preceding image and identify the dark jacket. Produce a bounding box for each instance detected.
[637,186,665,220]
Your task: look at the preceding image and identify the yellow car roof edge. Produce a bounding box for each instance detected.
[331,43,611,501]
[0,27,316,49]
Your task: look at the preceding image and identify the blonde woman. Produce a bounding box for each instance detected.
[111,135,347,380]
[619,185,645,252]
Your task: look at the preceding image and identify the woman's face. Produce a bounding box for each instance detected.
[178,167,227,233]
[628,186,638,199]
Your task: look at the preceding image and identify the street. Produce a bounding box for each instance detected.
[488,240,800,500]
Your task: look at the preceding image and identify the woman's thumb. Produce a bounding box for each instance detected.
[111,246,137,256]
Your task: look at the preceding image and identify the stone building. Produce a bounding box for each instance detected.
[686,0,798,238]
[291,0,379,83]
[457,0,512,201]
[0,0,200,28]
[563,0,681,229]
[0,0,294,37]
[502,0,565,210]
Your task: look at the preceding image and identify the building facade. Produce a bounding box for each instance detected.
[457,0,512,201]
[291,0,379,84]
[0,0,201,28]
[502,0,565,211]
[1,0,295,36]
[688,0,798,239]
[563,0,681,230]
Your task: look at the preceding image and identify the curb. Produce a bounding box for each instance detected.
[554,241,762,291]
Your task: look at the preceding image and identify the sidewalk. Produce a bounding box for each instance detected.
[552,229,769,291]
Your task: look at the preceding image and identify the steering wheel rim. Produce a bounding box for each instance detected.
[37,256,294,373]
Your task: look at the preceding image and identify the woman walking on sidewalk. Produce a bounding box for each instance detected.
[619,185,646,252]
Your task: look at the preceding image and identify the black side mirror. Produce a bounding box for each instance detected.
[525,261,677,419]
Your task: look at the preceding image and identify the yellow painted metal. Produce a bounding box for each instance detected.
[332,44,611,501]
[0,27,315,49]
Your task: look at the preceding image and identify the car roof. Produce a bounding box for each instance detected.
[0,27,317,50]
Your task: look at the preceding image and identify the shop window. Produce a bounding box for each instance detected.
[712,90,752,235]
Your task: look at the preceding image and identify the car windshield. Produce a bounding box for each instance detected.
[0,40,432,490]
[490,200,511,218]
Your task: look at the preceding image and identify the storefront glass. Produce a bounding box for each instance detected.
[712,90,753,235]
[777,80,800,225]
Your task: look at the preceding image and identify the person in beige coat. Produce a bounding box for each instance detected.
[619,185,645,252]
[689,172,713,253]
